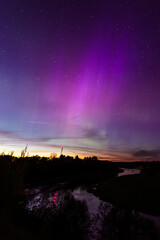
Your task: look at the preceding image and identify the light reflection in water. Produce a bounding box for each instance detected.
[52,191,58,204]
[25,186,102,214]
[24,184,160,238]
[118,168,141,177]
[72,187,102,212]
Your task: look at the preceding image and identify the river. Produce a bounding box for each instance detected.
[24,168,160,239]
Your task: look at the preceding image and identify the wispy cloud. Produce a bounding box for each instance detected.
[26,121,50,125]
[132,149,160,158]
[1,129,160,161]
[0,130,15,139]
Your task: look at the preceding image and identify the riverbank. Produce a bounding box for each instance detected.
[93,173,160,216]
[15,183,159,240]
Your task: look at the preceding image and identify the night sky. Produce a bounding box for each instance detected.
[0,0,160,161]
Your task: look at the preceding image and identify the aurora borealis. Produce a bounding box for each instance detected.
[0,1,160,160]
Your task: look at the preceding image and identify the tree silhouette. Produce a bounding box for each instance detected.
[21,145,28,158]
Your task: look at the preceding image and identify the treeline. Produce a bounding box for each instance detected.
[0,154,119,203]
[115,161,160,176]
[24,154,119,185]
[141,161,160,176]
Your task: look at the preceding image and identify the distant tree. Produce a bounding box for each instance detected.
[50,152,57,159]
[10,151,14,156]
[75,155,80,160]
[84,156,98,161]
[21,145,28,157]
[66,155,74,161]
[60,154,66,160]
[92,156,98,161]
[7,151,14,156]
[33,155,41,159]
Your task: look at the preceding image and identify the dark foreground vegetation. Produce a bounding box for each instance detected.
[0,154,160,239]
[1,190,158,240]
[24,155,120,186]
[94,161,160,216]
[0,154,119,240]
[0,154,120,201]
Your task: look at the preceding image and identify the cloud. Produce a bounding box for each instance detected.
[0,130,14,139]
[0,129,52,145]
[1,129,159,161]
[133,149,160,158]
[26,121,50,125]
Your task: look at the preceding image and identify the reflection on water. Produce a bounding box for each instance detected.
[25,185,102,213]
[23,182,160,240]
[72,187,102,212]
[118,168,141,177]
[25,168,142,213]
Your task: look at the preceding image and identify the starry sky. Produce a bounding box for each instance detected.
[0,0,160,161]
